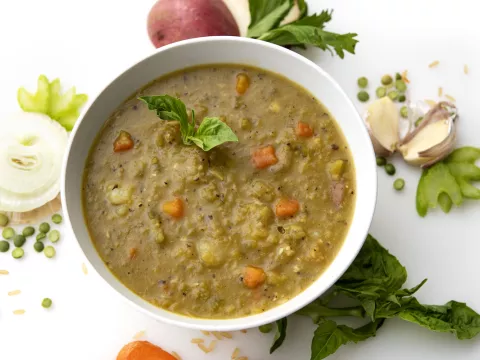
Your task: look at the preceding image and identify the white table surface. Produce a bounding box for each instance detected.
[1,1,479,359]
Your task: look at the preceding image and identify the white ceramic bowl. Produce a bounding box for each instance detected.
[62,36,377,331]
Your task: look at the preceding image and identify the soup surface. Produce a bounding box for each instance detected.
[83,65,355,319]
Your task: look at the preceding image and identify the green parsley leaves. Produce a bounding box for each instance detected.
[139,95,238,151]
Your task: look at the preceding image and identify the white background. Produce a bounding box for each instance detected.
[1,1,480,359]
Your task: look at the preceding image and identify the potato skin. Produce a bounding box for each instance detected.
[147,0,240,48]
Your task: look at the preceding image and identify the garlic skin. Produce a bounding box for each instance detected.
[364,97,400,156]
[398,102,457,168]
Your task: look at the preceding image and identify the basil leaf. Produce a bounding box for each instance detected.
[258,20,358,58]
[296,302,364,324]
[311,319,384,360]
[138,95,194,144]
[270,318,287,354]
[335,235,407,319]
[187,117,238,151]
[395,279,428,298]
[399,301,480,339]
[247,0,293,38]
[416,162,463,217]
[446,147,480,199]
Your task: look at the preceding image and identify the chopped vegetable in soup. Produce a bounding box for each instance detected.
[83,65,355,319]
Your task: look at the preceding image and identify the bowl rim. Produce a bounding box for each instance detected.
[61,36,377,331]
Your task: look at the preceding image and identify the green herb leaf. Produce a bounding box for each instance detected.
[187,117,238,151]
[296,302,364,323]
[311,319,384,360]
[445,147,480,199]
[297,0,308,19]
[335,234,407,319]
[247,0,294,38]
[140,95,238,151]
[399,301,480,339]
[416,162,463,217]
[270,318,287,354]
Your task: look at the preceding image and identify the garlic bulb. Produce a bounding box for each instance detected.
[398,102,457,168]
[364,97,400,156]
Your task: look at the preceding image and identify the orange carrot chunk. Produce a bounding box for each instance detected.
[275,198,300,218]
[243,266,266,289]
[252,145,278,169]
[114,131,134,152]
[117,340,177,360]
[296,121,314,137]
[236,73,250,95]
[162,198,184,219]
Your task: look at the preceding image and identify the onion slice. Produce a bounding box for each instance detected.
[0,112,68,212]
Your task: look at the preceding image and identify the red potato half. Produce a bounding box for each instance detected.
[147,0,240,48]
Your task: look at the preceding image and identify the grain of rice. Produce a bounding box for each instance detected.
[212,331,223,340]
[429,60,440,68]
[425,99,437,107]
[197,343,210,353]
[207,340,217,352]
[464,64,469,74]
[172,351,182,360]
[13,309,25,315]
[82,263,88,275]
[237,357,249,360]
[132,330,145,339]
[231,347,241,359]
[240,329,247,334]
[0,270,9,275]
[445,94,456,102]
[402,70,410,83]
[8,290,21,296]
[220,331,233,339]
[201,330,210,336]
[438,87,443,97]
[191,338,204,344]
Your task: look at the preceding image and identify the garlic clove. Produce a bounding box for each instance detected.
[364,97,400,156]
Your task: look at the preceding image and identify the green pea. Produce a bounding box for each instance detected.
[400,106,409,118]
[34,242,45,252]
[0,240,10,252]
[357,91,370,102]
[357,77,368,88]
[36,233,46,241]
[22,226,35,237]
[13,235,26,248]
[2,227,14,240]
[41,298,52,308]
[44,246,56,258]
[388,91,399,101]
[376,157,387,166]
[385,163,396,176]
[381,75,393,86]
[48,230,60,243]
[376,87,387,98]
[39,222,50,234]
[395,80,407,92]
[398,94,406,103]
[0,213,9,227]
[52,214,62,224]
[395,72,402,80]
[394,178,405,191]
[259,323,273,333]
[12,248,24,259]
[415,117,424,127]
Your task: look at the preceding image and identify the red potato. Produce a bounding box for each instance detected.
[147,0,240,48]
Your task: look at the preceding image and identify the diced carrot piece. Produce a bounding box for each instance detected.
[296,121,314,137]
[243,266,266,289]
[162,198,184,219]
[236,73,250,95]
[252,145,278,169]
[117,340,177,360]
[114,131,134,152]
[275,198,300,218]
[129,248,137,260]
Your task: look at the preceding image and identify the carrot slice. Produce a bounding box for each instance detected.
[243,266,266,289]
[296,121,313,137]
[275,198,300,218]
[114,131,134,152]
[162,198,184,219]
[117,341,177,360]
[252,145,278,169]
